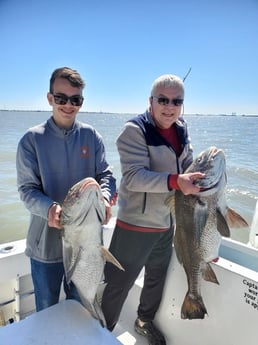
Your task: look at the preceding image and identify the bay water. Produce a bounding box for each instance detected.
[0,110,257,245]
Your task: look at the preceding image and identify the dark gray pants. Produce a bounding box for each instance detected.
[101,223,174,331]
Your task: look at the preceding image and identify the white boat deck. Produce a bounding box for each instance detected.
[113,277,145,344]
[0,217,258,345]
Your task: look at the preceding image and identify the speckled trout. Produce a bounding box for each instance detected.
[167,147,248,320]
[61,178,124,327]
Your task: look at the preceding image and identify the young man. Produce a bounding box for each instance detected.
[16,67,116,311]
[101,74,204,345]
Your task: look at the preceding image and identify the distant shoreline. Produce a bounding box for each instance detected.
[1,109,257,117]
[0,109,125,115]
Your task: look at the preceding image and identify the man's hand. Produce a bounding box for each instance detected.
[177,172,205,195]
[48,203,63,229]
[103,199,112,225]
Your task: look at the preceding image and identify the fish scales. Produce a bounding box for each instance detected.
[61,178,124,327]
[168,147,249,320]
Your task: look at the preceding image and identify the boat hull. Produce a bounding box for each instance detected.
[1,224,258,345]
[156,245,258,345]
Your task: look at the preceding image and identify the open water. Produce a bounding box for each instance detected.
[0,110,257,245]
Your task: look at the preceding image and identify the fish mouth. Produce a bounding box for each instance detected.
[198,178,222,192]
[199,182,219,192]
[208,147,223,161]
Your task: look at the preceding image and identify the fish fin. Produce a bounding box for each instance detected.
[63,242,74,283]
[194,199,209,243]
[181,292,207,320]
[95,282,107,306]
[92,297,107,328]
[216,209,230,237]
[225,207,249,228]
[80,296,107,328]
[63,244,81,283]
[166,195,176,217]
[101,247,125,271]
[202,263,219,284]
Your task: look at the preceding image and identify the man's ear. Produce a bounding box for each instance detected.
[47,92,53,106]
[149,96,154,114]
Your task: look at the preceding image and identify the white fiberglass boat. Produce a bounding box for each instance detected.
[0,203,258,345]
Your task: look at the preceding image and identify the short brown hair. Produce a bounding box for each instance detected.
[49,67,85,93]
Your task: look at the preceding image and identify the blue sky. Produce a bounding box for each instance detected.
[0,0,257,115]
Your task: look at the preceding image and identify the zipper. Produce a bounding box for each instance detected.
[142,192,147,213]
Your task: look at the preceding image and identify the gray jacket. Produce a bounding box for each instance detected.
[116,111,193,229]
[16,116,116,263]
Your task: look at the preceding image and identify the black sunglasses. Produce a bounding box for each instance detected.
[52,93,84,106]
[152,96,184,106]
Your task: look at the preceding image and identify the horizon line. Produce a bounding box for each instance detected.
[0,109,258,117]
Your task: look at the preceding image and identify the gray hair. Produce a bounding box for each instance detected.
[150,74,184,96]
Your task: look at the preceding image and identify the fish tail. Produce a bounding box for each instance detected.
[181,293,207,320]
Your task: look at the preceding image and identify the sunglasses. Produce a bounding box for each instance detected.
[152,96,184,106]
[52,93,84,106]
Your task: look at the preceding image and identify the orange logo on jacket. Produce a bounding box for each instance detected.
[80,146,90,158]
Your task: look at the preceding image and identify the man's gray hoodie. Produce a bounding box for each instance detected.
[16,116,116,263]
